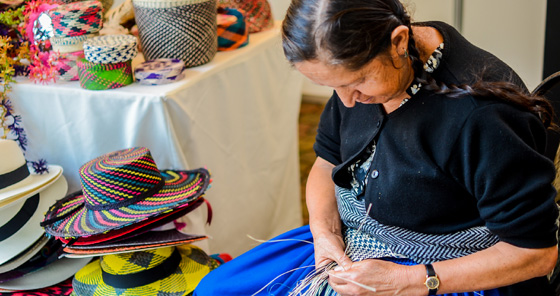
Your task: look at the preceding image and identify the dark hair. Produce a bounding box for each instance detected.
[281,0,556,129]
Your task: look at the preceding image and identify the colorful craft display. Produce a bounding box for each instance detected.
[56,51,84,81]
[132,0,218,67]
[134,58,185,85]
[83,34,138,64]
[217,7,249,51]
[48,0,103,37]
[77,58,133,90]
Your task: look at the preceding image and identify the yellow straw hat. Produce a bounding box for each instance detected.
[72,244,218,296]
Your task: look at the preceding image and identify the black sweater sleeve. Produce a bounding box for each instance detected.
[447,102,558,248]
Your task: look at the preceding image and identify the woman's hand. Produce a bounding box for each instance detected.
[313,228,352,269]
[328,259,423,296]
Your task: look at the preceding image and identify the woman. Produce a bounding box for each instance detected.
[194,0,559,295]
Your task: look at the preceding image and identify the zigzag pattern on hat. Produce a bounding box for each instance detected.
[133,0,217,67]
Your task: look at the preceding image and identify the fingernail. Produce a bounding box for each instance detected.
[334,266,343,271]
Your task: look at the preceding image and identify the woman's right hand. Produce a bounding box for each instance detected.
[306,157,353,270]
[312,228,353,270]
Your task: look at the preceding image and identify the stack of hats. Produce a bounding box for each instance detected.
[217,7,249,51]
[78,34,137,90]
[40,147,221,295]
[48,0,103,81]
[0,139,90,293]
[134,58,185,85]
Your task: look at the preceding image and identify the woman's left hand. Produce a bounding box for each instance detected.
[328,259,422,296]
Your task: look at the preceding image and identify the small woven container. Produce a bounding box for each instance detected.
[77,58,133,90]
[49,0,103,37]
[134,58,185,85]
[57,51,85,81]
[132,0,217,68]
[50,34,97,53]
[217,0,273,33]
[83,34,138,64]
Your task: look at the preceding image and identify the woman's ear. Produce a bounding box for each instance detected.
[390,25,410,58]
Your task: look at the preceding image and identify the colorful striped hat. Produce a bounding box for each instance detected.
[41,147,210,238]
[71,245,217,296]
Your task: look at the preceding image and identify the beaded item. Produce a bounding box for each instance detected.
[49,0,103,37]
[77,58,133,90]
[41,147,211,237]
[56,51,84,81]
[134,58,184,85]
[50,34,97,53]
[83,34,138,64]
[132,0,217,67]
[217,7,249,51]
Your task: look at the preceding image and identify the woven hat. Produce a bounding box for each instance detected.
[0,139,63,208]
[72,245,217,296]
[0,235,49,274]
[0,176,67,266]
[217,0,273,33]
[56,197,208,246]
[62,228,207,258]
[0,257,91,291]
[83,35,138,64]
[41,147,210,238]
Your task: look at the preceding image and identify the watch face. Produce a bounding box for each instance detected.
[426,276,440,289]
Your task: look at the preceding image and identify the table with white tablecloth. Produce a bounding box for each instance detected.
[10,23,304,257]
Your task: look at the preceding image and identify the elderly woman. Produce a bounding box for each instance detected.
[194,0,559,295]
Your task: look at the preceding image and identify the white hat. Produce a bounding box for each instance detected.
[0,256,91,291]
[0,235,50,273]
[0,139,63,208]
[0,175,68,265]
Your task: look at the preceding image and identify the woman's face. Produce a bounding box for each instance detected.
[295,55,412,108]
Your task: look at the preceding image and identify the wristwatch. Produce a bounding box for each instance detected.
[424,263,440,295]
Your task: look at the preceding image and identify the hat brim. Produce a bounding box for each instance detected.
[0,176,68,265]
[0,257,91,291]
[62,229,207,258]
[58,197,205,246]
[44,168,210,238]
[0,165,63,208]
[0,235,50,273]
[72,245,215,296]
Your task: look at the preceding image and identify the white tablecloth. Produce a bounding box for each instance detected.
[10,24,304,257]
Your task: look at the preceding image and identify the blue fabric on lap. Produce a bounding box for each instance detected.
[193,225,501,296]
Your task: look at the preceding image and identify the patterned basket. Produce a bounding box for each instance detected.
[77,59,133,90]
[48,0,103,37]
[132,0,217,68]
[217,0,273,33]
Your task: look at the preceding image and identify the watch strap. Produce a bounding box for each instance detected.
[425,263,439,295]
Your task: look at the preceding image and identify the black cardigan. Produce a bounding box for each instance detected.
[313,21,558,295]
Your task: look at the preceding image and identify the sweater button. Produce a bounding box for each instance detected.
[371,169,379,178]
[376,121,381,127]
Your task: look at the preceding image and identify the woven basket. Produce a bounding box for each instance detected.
[132,0,217,68]
[217,0,273,33]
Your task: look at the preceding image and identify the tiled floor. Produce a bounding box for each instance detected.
[298,101,326,225]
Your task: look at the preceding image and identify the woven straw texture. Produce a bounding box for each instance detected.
[57,51,84,81]
[51,34,97,53]
[77,59,133,90]
[72,245,218,296]
[217,7,248,51]
[42,147,211,237]
[84,35,138,64]
[218,0,273,33]
[58,0,113,17]
[134,58,184,85]
[49,0,103,37]
[133,0,217,67]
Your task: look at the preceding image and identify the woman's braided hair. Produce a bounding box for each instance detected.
[281,0,555,129]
